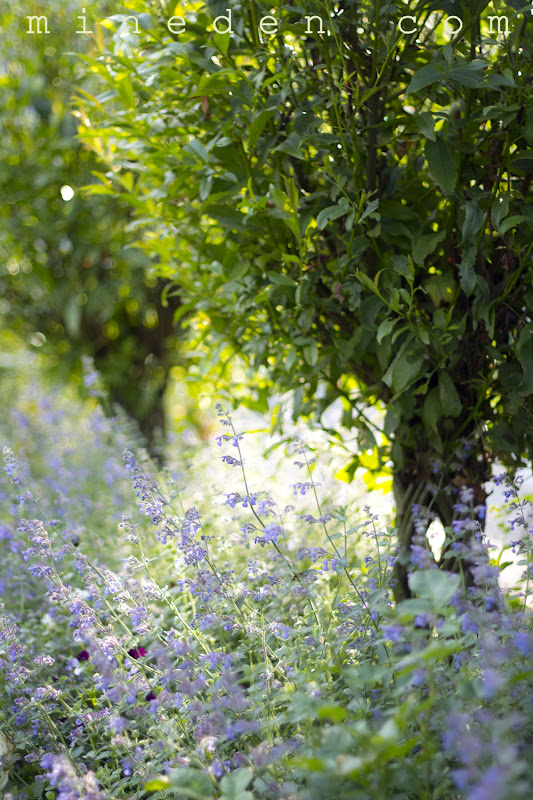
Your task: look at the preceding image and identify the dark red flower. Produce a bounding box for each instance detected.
[76,650,90,662]
[127,645,146,659]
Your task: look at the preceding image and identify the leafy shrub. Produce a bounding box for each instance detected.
[1,384,532,800]
[75,0,533,593]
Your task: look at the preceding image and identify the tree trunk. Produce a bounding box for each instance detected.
[92,281,181,466]
[392,473,435,602]
[136,386,166,465]
[392,464,488,602]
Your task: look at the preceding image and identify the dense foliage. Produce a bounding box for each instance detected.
[0,362,532,800]
[0,0,181,456]
[75,0,533,595]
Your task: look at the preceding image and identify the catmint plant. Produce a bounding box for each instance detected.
[0,378,532,799]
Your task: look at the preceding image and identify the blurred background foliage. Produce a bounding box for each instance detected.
[0,0,189,460]
[0,328,138,575]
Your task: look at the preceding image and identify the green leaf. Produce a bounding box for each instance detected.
[384,405,401,437]
[64,295,81,338]
[516,324,533,395]
[425,138,457,197]
[416,111,436,141]
[213,31,230,54]
[525,108,533,145]
[167,767,213,799]
[293,757,324,772]
[317,704,347,722]
[472,276,494,337]
[267,271,297,287]
[199,176,213,201]
[447,60,487,88]
[137,12,154,30]
[412,231,445,265]
[359,198,379,223]
[357,421,376,451]
[461,201,485,245]
[268,183,293,213]
[458,245,477,296]
[394,598,434,617]
[408,569,460,610]
[406,63,444,94]
[335,459,358,483]
[438,371,462,417]
[422,387,440,433]
[80,184,115,196]
[303,341,318,366]
[316,204,349,230]
[249,109,274,148]
[220,768,252,799]
[283,215,301,240]
[184,138,209,163]
[397,639,464,670]
[193,72,233,96]
[391,254,413,281]
[485,72,516,89]
[511,150,533,171]
[355,269,384,297]
[145,776,171,791]
[206,204,245,230]
[116,75,135,109]
[491,194,509,232]
[274,132,304,159]
[383,338,424,393]
[424,274,455,307]
[377,318,394,344]
[497,215,526,236]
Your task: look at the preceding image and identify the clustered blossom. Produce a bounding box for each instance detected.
[81,355,106,399]
[291,481,320,496]
[221,454,242,467]
[128,605,148,631]
[442,711,529,800]
[123,450,165,525]
[215,432,244,448]
[409,503,437,572]
[39,752,108,799]
[3,447,25,487]
[225,491,258,508]
[254,522,282,547]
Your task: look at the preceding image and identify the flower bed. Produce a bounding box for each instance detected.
[1,390,532,800]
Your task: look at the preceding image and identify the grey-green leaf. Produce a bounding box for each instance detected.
[167,768,213,799]
[408,569,460,610]
[220,768,253,799]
